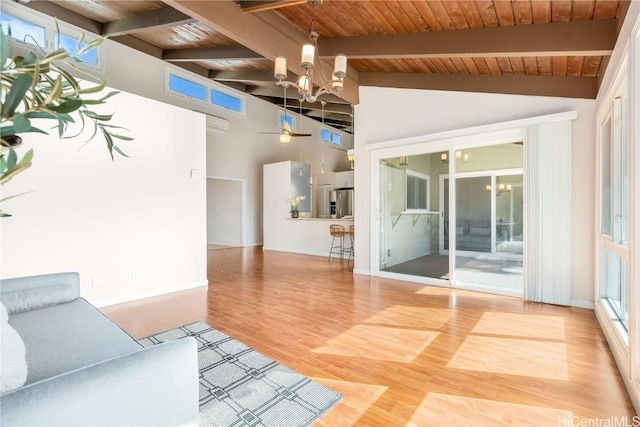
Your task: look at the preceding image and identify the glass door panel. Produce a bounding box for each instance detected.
[453,144,524,295]
[379,153,448,282]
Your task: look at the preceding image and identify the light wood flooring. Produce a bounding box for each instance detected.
[101,247,636,426]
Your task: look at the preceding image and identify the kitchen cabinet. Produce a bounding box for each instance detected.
[335,170,354,188]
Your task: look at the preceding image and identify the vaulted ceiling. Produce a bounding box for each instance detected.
[20,0,630,134]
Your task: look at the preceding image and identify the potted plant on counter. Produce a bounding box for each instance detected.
[287,195,306,218]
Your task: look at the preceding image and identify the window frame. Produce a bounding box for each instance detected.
[321,128,342,147]
[1,3,104,74]
[210,88,244,115]
[405,169,430,212]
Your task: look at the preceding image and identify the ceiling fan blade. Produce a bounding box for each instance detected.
[291,133,312,137]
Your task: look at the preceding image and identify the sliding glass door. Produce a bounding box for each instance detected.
[378,142,524,296]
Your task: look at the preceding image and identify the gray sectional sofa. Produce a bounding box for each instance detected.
[0,272,199,426]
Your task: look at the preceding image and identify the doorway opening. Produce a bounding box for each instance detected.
[206,177,245,249]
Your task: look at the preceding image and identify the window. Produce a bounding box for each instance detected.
[321,128,342,146]
[57,33,98,65]
[0,10,46,48]
[280,114,294,130]
[599,76,629,332]
[168,74,207,101]
[211,89,242,113]
[406,170,429,210]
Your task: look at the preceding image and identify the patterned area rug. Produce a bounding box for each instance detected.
[138,321,342,427]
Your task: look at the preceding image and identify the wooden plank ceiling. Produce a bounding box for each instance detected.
[21,0,628,133]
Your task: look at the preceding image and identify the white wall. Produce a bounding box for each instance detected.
[381,164,431,268]
[0,91,207,306]
[354,87,596,303]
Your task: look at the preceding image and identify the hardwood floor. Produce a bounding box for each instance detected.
[101,247,636,426]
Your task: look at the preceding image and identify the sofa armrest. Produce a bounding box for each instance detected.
[1,337,199,426]
[0,272,80,315]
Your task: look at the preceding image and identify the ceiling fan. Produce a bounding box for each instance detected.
[259,86,311,143]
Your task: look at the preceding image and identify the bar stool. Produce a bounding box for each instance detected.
[344,224,355,265]
[328,224,346,262]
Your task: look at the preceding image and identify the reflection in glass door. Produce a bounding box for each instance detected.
[379,153,448,283]
[452,144,524,294]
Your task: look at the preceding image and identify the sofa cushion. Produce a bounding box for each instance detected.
[8,298,142,386]
[1,272,80,315]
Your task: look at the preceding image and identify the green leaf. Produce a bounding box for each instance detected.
[0,162,31,185]
[7,148,17,171]
[0,126,16,137]
[17,51,37,66]
[23,111,59,120]
[108,133,134,141]
[19,149,34,165]
[0,31,8,71]
[2,73,33,119]
[112,145,129,158]
[12,114,31,133]
[47,99,83,114]
[78,80,107,95]
[83,111,113,121]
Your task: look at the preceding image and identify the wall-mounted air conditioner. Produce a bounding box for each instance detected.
[206,115,230,132]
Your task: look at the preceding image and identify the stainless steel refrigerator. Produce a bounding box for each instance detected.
[332,189,354,218]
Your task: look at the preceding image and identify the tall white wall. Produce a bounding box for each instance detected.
[0,91,207,306]
[354,87,596,303]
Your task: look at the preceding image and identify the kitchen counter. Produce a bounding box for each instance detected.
[264,216,355,257]
[287,217,354,221]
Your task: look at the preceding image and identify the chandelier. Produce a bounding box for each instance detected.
[273,4,347,103]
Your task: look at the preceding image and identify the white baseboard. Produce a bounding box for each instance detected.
[571,299,595,309]
[353,268,371,276]
[93,279,209,308]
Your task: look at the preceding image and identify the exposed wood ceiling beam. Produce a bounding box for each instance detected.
[209,70,279,82]
[319,19,617,59]
[238,0,308,14]
[162,0,359,104]
[246,86,349,105]
[164,46,262,62]
[254,96,352,115]
[111,35,163,59]
[359,73,598,99]
[102,6,195,37]
[24,1,102,35]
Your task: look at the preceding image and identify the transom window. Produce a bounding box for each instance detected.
[321,128,342,146]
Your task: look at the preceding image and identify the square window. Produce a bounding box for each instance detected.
[58,33,98,65]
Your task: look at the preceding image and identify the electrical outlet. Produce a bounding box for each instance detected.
[92,276,102,288]
[131,270,140,281]
[387,249,391,257]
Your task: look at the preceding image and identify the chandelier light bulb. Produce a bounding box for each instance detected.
[301,43,315,69]
[333,54,347,78]
[274,57,287,80]
[298,75,311,92]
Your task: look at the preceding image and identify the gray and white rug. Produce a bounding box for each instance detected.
[138,321,342,427]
